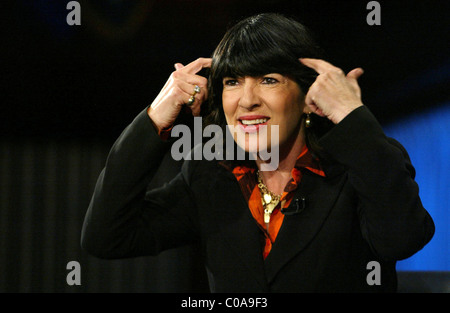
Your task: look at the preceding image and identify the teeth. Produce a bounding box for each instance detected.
[241,118,268,125]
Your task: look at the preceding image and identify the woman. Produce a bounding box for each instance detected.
[81,13,434,292]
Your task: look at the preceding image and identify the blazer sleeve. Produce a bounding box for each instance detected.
[81,107,199,259]
[319,106,435,261]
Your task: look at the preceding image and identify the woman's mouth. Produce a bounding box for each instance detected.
[238,116,270,132]
[240,118,269,125]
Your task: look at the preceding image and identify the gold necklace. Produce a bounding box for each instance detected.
[257,170,282,224]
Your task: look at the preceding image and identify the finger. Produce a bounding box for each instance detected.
[184,104,202,117]
[172,70,208,91]
[313,107,326,117]
[189,102,202,117]
[174,63,185,70]
[300,58,339,75]
[180,57,212,75]
[172,79,205,104]
[346,68,363,98]
[184,92,203,117]
[304,102,326,118]
[304,90,326,117]
[304,103,326,117]
[347,68,364,80]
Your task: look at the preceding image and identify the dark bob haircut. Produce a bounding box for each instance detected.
[204,13,334,161]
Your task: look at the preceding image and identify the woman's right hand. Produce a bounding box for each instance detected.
[148,58,212,132]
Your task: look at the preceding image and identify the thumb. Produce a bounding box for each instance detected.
[346,67,364,81]
[346,68,364,98]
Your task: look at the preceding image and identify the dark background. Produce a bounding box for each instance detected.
[4,0,449,141]
[1,0,449,293]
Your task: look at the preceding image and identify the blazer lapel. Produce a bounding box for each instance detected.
[209,167,269,291]
[264,169,347,283]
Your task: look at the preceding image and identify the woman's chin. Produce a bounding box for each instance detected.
[236,140,272,156]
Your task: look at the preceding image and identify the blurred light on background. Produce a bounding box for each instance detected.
[383,103,450,271]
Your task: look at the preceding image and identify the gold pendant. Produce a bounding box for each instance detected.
[264,212,271,224]
[264,203,278,224]
[263,193,272,204]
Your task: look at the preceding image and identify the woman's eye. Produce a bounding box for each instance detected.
[262,77,278,84]
[223,79,238,86]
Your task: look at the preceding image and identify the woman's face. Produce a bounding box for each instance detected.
[222,73,307,154]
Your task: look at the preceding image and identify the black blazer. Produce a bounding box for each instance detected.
[81,106,434,292]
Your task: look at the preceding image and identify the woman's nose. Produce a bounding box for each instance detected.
[238,80,261,110]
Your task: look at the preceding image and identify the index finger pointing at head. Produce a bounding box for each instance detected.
[182,57,212,74]
[300,58,338,75]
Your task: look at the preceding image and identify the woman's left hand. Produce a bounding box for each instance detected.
[300,58,364,124]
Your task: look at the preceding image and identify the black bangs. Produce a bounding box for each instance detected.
[214,24,299,79]
[210,13,323,94]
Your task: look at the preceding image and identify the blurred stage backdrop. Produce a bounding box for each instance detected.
[1,0,449,292]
